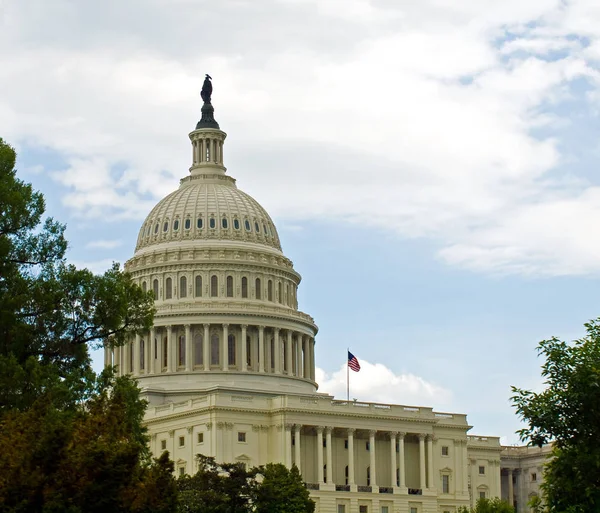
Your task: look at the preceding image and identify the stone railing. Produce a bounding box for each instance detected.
[379,487,393,494]
[408,488,422,495]
[335,485,350,492]
[305,483,319,490]
[357,486,372,493]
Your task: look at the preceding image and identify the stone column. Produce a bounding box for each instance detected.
[419,434,426,490]
[427,435,434,490]
[222,324,229,371]
[149,328,155,375]
[294,424,302,473]
[295,335,302,376]
[202,324,210,371]
[114,345,121,376]
[369,430,377,488]
[241,324,248,372]
[285,424,293,468]
[185,324,192,372]
[462,441,469,495]
[166,326,173,372]
[285,330,292,374]
[398,432,406,489]
[146,329,153,374]
[310,338,316,381]
[326,427,333,484]
[274,328,281,374]
[390,432,397,488]
[347,428,356,488]
[156,329,163,373]
[316,427,324,484]
[103,344,110,368]
[303,335,310,378]
[508,468,514,507]
[259,326,265,373]
[133,335,141,375]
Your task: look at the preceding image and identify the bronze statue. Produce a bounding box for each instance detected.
[201,74,213,103]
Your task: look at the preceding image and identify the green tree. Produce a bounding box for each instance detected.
[0,372,178,513]
[512,319,600,513]
[177,455,256,513]
[0,138,170,512]
[457,498,514,513]
[251,463,315,513]
[0,136,154,412]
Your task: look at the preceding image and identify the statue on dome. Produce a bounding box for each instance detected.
[201,74,213,104]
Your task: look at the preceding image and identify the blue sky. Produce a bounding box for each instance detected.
[4,0,600,444]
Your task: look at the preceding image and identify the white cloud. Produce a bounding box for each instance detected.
[3,0,600,275]
[70,258,116,275]
[85,239,123,250]
[316,360,453,410]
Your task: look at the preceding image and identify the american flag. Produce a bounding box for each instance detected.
[347,351,360,372]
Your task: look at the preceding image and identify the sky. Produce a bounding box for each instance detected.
[3,0,600,444]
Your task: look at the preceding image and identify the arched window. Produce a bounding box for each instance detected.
[153,279,159,299]
[163,337,168,368]
[197,217,203,229]
[165,277,172,299]
[211,334,220,365]
[178,335,185,367]
[142,281,147,293]
[180,276,187,298]
[226,276,234,297]
[163,221,169,232]
[244,219,251,231]
[173,219,179,231]
[278,282,282,303]
[255,278,261,300]
[234,219,240,230]
[140,340,145,370]
[194,334,203,366]
[195,275,202,297]
[222,217,228,229]
[228,334,236,366]
[185,218,191,230]
[246,335,252,367]
[241,277,248,298]
[209,218,216,229]
[267,280,273,302]
[211,275,218,297]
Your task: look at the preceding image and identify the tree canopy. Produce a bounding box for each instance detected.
[458,498,514,513]
[512,319,600,513]
[0,138,173,512]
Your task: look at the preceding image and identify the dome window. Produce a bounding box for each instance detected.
[210,275,218,297]
[154,224,159,234]
[180,276,187,298]
[263,224,267,235]
[233,219,240,230]
[163,221,169,232]
[173,220,180,231]
[244,220,251,232]
[254,222,260,233]
[195,276,202,297]
[165,277,172,299]
[209,218,216,229]
[146,225,150,236]
[222,217,228,229]
[184,219,191,230]
[226,276,234,297]
[241,277,248,298]
[197,217,203,229]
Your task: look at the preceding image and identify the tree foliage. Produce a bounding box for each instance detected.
[458,498,514,513]
[0,138,168,512]
[0,137,155,413]
[251,463,315,513]
[512,319,600,513]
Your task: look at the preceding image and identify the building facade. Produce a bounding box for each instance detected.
[105,84,503,513]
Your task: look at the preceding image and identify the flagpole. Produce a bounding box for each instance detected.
[347,348,349,402]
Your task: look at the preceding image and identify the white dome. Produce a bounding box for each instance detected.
[135,175,282,253]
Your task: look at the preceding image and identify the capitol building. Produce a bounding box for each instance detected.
[104,80,536,513]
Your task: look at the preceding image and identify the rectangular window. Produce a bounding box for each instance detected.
[359,506,368,513]
[381,507,389,513]
[197,432,204,444]
[441,445,449,456]
[179,466,185,476]
[161,440,167,451]
[238,432,246,443]
[442,475,449,494]
[531,472,537,482]
[410,508,418,513]
[179,436,185,447]
[479,491,486,499]
[337,506,346,513]
[479,466,485,475]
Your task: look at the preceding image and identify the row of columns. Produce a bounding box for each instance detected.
[192,137,223,166]
[105,323,316,381]
[285,426,439,491]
